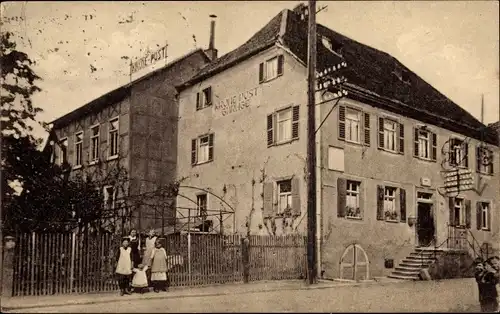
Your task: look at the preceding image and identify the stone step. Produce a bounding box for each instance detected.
[410,252,435,257]
[399,261,432,268]
[406,255,435,261]
[388,274,419,281]
[395,265,426,272]
[414,247,445,252]
[392,269,422,276]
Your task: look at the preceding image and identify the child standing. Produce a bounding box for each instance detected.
[131,264,149,294]
[150,240,169,292]
[142,229,158,287]
[115,238,133,296]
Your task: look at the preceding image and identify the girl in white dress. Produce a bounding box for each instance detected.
[131,263,149,293]
[115,238,133,296]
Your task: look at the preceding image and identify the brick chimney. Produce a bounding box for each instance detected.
[204,14,218,61]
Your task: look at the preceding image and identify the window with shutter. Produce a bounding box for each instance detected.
[400,188,406,222]
[477,201,491,231]
[376,185,384,220]
[259,63,264,83]
[208,133,214,161]
[268,106,300,146]
[338,106,346,140]
[345,180,361,219]
[448,197,455,227]
[196,92,201,110]
[196,87,213,110]
[345,108,361,143]
[337,178,347,218]
[291,177,301,216]
[191,134,215,165]
[191,139,197,166]
[431,132,437,161]
[465,199,471,229]
[413,128,419,157]
[267,114,274,146]
[449,138,468,168]
[378,118,384,149]
[277,180,292,215]
[292,105,299,139]
[263,182,274,218]
[476,201,482,230]
[203,87,212,107]
[477,146,494,175]
[277,55,284,76]
[398,123,404,154]
[363,113,370,146]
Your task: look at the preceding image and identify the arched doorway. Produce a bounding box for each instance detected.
[339,243,370,281]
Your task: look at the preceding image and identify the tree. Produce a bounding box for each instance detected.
[0,31,43,139]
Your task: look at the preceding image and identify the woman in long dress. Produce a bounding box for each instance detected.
[150,240,169,292]
[128,229,141,268]
[115,238,133,296]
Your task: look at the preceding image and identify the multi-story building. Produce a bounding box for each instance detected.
[175,5,499,280]
[46,32,217,232]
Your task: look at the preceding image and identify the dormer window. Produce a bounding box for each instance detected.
[394,64,411,84]
[322,36,333,51]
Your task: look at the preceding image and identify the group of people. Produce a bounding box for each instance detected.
[115,229,170,296]
[475,256,500,312]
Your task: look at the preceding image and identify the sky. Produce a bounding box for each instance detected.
[1,1,499,140]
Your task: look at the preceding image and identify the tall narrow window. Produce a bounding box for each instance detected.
[198,135,210,163]
[196,194,208,217]
[384,187,397,221]
[103,186,116,211]
[346,181,361,218]
[480,202,490,230]
[191,134,214,166]
[259,55,284,83]
[109,118,119,158]
[74,132,83,166]
[59,138,68,165]
[345,108,361,143]
[449,138,468,168]
[277,179,292,214]
[418,129,430,159]
[383,120,397,152]
[477,146,493,175]
[266,57,278,80]
[454,198,465,226]
[90,125,100,162]
[277,108,292,142]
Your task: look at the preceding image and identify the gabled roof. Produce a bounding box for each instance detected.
[177,8,498,146]
[178,11,283,89]
[51,49,211,129]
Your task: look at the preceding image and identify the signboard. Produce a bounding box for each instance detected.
[130,44,168,75]
[444,168,473,194]
[214,87,260,116]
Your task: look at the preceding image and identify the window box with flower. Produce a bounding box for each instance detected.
[346,206,361,219]
[385,210,398,221]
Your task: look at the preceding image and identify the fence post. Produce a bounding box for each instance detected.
[241,237,250,284]
[69,231,76,293]
[2,236,16,298]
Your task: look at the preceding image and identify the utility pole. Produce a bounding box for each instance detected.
[306,0,318,285]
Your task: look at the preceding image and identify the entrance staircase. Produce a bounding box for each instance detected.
[388,247,444,280]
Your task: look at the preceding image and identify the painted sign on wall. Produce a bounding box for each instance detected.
[130,44,168,74]
[214,87,260,116]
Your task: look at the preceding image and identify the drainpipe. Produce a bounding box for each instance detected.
[315,89,322,278]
